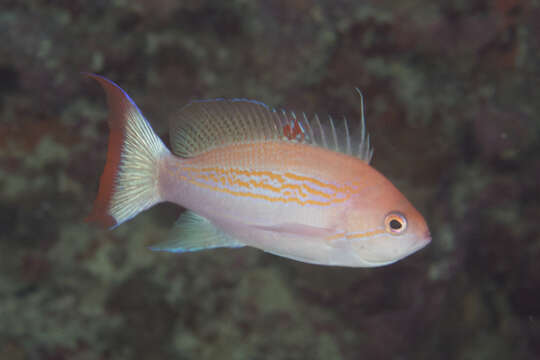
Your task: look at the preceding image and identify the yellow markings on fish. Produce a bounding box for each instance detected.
[283,172,340,192]
[166,166,362,206]
[325,232,347,241]
[186,179,335,206]
[346,229,385,239]
[325,229,385,242]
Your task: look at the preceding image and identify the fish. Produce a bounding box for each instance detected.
[85,73,431,267]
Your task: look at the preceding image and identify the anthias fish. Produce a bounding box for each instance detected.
[86,74,431,267]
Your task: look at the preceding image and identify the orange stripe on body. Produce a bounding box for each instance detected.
[181,166,286,183]
[163,164,366,207]
[180,166,355,196]
[176,166,355,206]
[325,229,385,242]
[187,179,345,206]
[283,172,340,192]
[346,229,385,239]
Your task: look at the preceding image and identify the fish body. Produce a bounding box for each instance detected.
[86,74,431,267]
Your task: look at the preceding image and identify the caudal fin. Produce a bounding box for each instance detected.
[85,73,170,228]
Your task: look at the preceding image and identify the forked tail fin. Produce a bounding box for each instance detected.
[85,73,170,229]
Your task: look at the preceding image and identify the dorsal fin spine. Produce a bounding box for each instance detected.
[367,135,374,161]
[356,87,368,152]
[291,111,299,131]
[291,112,305,141]
[343,116,351,155]
[328,115,338,151]
[277,109,284,133]
[302,112,315,143]
[314,114,327,148]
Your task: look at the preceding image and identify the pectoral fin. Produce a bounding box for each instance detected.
[149,211,244,253]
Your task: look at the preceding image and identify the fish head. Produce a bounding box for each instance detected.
[344,170,431,267]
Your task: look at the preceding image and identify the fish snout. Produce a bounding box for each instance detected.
[408,228,431,253]
[417,229,432,248]
[424,229,432,242]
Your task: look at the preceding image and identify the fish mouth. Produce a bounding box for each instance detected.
[422,229,432,246]
[357,231,432,267]
[408,231,431,253]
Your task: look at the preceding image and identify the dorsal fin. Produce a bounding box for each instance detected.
[169,96,373,163]
[170,99,283,157]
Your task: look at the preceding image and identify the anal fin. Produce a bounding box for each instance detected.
[149,211,244,253]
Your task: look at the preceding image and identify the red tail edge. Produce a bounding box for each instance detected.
[84,73,130,229]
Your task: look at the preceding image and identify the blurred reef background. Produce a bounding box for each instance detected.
[1,0,540,359]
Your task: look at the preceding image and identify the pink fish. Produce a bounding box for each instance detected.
[86,74,431,267]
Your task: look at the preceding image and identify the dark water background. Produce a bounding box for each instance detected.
[1,1,539,359]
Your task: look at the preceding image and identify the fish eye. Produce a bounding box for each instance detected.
[384,212,407,235]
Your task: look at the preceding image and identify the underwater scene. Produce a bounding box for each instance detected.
[1,1,539,359]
